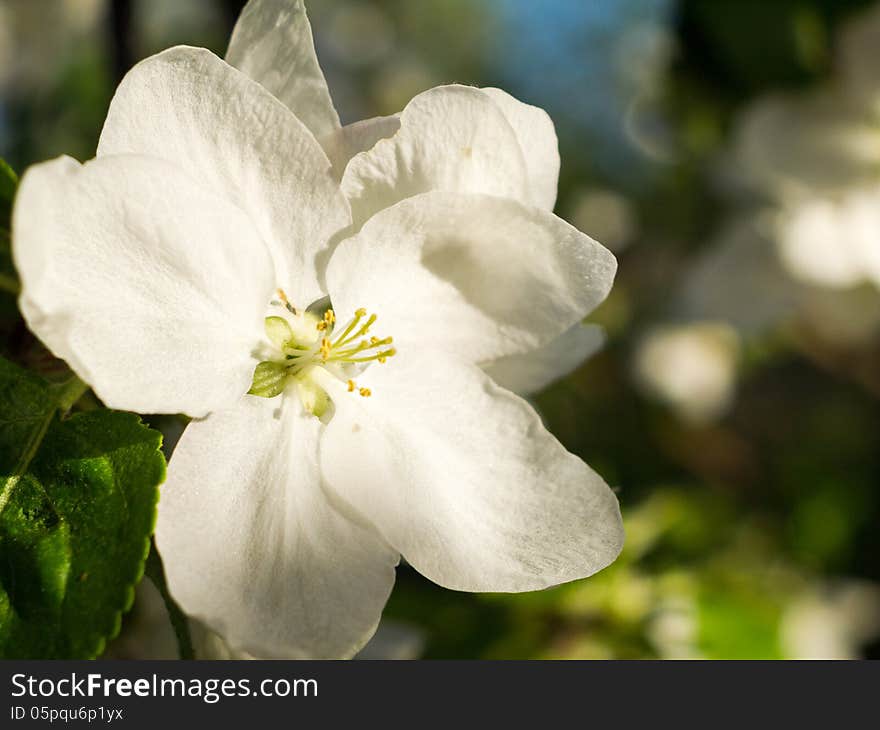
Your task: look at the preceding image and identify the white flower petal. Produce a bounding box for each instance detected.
[155,396,398,659]
[317,349,624,592]
[341,85,530,227]
[326,191,616,365]
[225,0,340,142]
[13,154,273,417]
[484,323,605,395]
[320,114,401,180]
[480,87,560,211]
[97,45,349,301]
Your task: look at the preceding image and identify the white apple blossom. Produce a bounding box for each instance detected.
[12,0,623,658]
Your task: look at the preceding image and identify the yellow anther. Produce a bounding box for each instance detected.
[370,336,379,345]
[320,337,331,360]
[359,388,371,397]
[316,321,327,331]
[347,379,356,392]
[351,314,377,340]
[378,357,387,364]
[355,307,367,317]
[324,309,336,325]
[275,288,297,314]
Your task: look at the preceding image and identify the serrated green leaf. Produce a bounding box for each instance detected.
[0,357,166,658]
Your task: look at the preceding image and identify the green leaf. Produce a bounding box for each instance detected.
[0,357,166,658]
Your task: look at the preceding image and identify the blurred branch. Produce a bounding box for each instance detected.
[219,0,248,35]
[108,0,134,85]
[792,328,880,400]
[0,273,19,295]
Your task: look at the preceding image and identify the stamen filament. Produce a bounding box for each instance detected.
[336,349,396,364]
[331,311,364,346]
[334,314,378,349]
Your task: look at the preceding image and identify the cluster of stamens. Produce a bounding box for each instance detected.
[282,306,396,390]
[251,292,396,414]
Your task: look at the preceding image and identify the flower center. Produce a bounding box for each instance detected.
[248,290,396,418]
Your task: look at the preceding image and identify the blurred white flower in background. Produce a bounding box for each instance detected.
[726,2,880,294]
[647,1,880,423]
[775,189,880,289]
[781,581,880,659]
[634,322,740,425]
[679,218,801,338]
[727,92,880,202]
[647,594,702,659]
[680,216,880,348]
